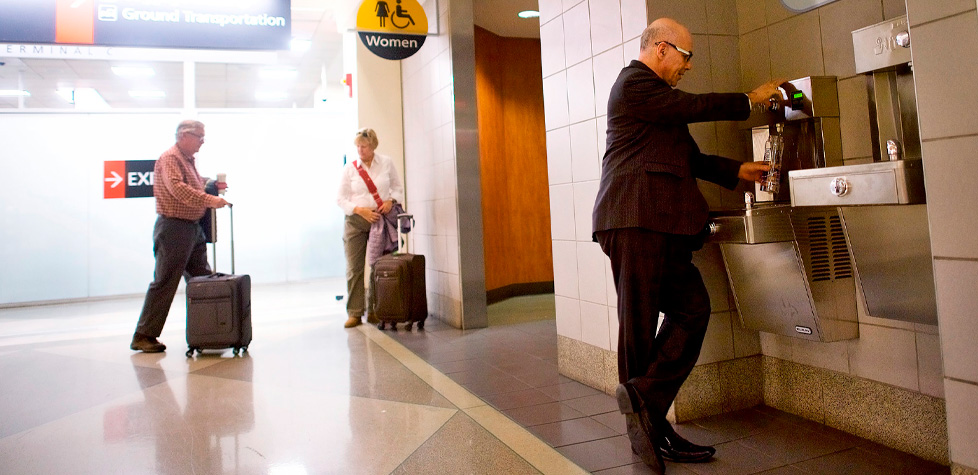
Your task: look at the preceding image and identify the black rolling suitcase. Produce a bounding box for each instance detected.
[373,213,427,331]
[186,204,252,356]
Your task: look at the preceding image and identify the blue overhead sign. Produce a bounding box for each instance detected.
[0,0,291,51]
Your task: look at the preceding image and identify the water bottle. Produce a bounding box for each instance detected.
[759,123,784,194]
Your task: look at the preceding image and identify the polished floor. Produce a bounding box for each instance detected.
[0,280,948,474]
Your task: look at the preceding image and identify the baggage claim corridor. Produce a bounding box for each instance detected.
[0,279,948,474]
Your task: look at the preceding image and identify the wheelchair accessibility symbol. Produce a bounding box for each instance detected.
[356,0,428,60]
[374,0,416,29]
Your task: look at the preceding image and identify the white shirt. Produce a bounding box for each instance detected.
[336,153,405,216]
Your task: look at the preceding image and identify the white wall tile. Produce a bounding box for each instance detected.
[605,251,617,305]
[592,46,625,117]
[555,295,583,339]
[552,240,580,298]
[543,71,570,130]
[759,331,793,360]
[570,120,601,182]
[791,338,849,373]
[596,115,609,158]
[934,259,978,383]
[566,59,597,123]
[848,324,919,391]
[916,332,945,398]
[581,301,613,350]
[588,0,623,54]
[624,37,641,61]
[547,127,574,185]
[539,0,563,25]
[564,0,587,12]
[910,11,978,140]
[549,183,577,241]
[921,137,978,259]
[945,379,978,468]
[540,16,567,77]
[620,0,648,40]
[732,316,762,357]
[573,180,600,241]
[563,2,594,66]
[697,311,735,365]
[906,0,975,25]
[577,241,609,305]
[608,303,620,351]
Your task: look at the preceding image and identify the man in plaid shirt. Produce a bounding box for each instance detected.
[131,120,228,353]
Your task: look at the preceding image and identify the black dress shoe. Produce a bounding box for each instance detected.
[657,430,715,463]
[616,383,665,473]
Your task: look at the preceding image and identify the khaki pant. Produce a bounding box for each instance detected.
[343,214,375,318]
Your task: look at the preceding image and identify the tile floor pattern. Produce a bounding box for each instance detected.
[0,280,949,474]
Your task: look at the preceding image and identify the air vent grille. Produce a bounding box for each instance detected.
[794,213,853,282]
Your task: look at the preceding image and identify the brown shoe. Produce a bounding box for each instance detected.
[344,316,362,328]
[130,333,166,353]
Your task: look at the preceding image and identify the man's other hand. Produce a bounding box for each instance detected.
[738,161,771,183]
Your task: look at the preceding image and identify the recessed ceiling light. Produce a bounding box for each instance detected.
[112,66,155,77]
[255,91,288,101]
[129,90,166,99]
[0,89,30,97]
[518,10,540,19]
[260,68,298,80]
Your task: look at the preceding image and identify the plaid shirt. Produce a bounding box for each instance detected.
[154,145,220,221]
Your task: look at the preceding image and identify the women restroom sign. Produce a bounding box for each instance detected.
[104,160,155,199]
[356,0,428,60]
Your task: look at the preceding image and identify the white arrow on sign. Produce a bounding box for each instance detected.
[105,171,123,188]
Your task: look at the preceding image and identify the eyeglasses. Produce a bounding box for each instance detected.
[186,131,205,141]
[656,41,693,62]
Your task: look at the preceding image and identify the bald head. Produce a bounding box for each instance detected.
[638,18,694,87]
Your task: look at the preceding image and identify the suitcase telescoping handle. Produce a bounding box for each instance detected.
[396,213,413,254]
[229,203,236,275]
[211,203,236,275]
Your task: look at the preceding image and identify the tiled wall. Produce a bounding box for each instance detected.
[903,0,978,470]
[402,0,488,329]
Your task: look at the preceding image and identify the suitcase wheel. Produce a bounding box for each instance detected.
[418,320,425,330]
[186,348,197,358]
[406,322,414,331]
[377,322,386,330]
[389,323,398,332]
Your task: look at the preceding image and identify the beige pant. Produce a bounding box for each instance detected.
[343,214,375,318]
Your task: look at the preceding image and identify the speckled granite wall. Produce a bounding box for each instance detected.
[557,336,764,421]
[764,356,948,465]
[557,337,949,465]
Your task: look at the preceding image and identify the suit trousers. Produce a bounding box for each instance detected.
[596,227,712,421]
[343,214,376,318]
[135,216,212,337]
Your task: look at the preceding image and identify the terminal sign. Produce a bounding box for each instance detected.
[104,160,155,199]
[356,0,428,60]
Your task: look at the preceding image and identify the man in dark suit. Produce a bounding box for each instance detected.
[592,18,784,472]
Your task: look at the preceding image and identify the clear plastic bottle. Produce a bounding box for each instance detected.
[759,123,784,194]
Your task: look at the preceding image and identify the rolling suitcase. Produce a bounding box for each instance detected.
[372,213,427,331]
[186,204,252,356]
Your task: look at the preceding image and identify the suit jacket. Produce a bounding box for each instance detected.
[592,60,751,237]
